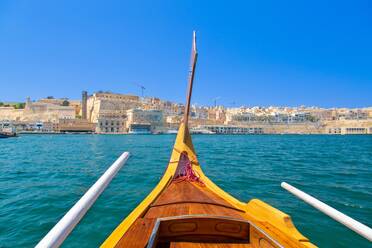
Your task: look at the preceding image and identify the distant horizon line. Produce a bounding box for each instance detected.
[1,93,371,110]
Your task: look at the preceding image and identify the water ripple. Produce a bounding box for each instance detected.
[0,134,371,247]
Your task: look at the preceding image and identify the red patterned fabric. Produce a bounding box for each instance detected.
[174,152,204,186]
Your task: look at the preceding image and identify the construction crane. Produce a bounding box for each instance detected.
[134,83,146,97]
[213,97,221,107]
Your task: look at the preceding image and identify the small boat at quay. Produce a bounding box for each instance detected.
[0,132,17,138]
[36,32,372,248]
[190,127,215,134]
[0,122,17,138]
[0,129,17,138]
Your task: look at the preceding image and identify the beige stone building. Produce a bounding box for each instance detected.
[0,107,24,121]
[39,97,81,116]
[58,119,95,133]
[86,92,142,133]
[87,92,141,124]
[23,98,75,122]
[142,97,183,116]
[96,117,126,133]
[38,98,68,105]
[0,97,75,123]
[165,115,182,129]
[323,119,372,134]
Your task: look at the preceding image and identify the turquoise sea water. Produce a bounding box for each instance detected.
[0,134,371,247]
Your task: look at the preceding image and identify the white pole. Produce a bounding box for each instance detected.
[36,151,130,248]
[281,182,372,242]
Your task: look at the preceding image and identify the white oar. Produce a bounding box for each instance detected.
[281,182,372,242]
[36,151,130,248]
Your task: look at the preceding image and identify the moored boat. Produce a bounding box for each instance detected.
[0,132,17,138]
[165,129,178,134]
[0,122,17,138]
[190,126,216,134]
[0,130,17,138]
[101,32,317,248]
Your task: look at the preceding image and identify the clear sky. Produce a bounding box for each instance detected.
[0,0,371,107]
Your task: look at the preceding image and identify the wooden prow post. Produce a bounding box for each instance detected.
[183,31,198,130]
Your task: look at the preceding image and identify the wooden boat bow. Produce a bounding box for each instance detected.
[101,32,317,248]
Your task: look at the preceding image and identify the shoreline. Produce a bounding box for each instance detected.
[15,132,372,136]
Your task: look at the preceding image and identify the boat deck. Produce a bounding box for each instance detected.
[114,181,268,248]
[146,180,244,219]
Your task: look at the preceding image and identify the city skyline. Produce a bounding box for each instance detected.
[0,0,371,107]
[1,90,371,135]
[1,91,372,109]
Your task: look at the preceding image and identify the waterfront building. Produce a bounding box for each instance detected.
[207,108,216,121]
[128,123,151,134]
[206,107,226,124]
[39,97,81,116]
[342,127,368,134]
[87,92,141,123]
[24,97,76,122]
[288,112,311,123]
[215,107,226,123]
[226,109,316,124]
[142,97,184,119]
[328,127,342,134]
[0,107,24,121]
[38,97,69,105]
[96,117,126,133]
[191,106,208,120]
[41,122,59,132]
[226,112,256,123]
[0,97,75,122]
[308,109,333,121]
[1,120,59,133]
[323,119,372,135]
[200,125,263,134]
[126,108,163,132]
[69,100,82,116]
[367,108,372,118]
[165,115,182,129]
[270,113,290,123]
[58,119,95,133]
[23,122,55,132]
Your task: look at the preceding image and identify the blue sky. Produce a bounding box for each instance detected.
[0,0,371,107]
